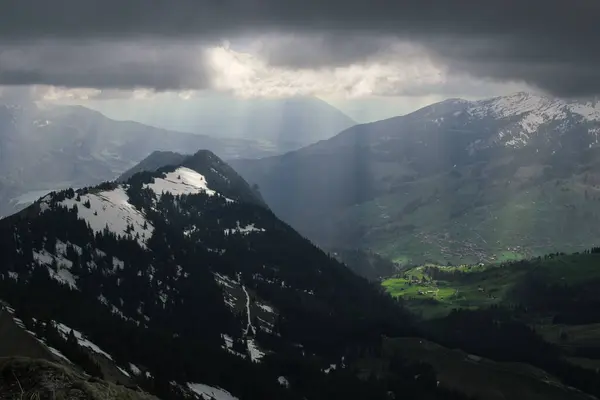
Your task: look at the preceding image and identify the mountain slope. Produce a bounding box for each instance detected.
[117,151,189,183]
[83,95,356,152]
[0,103,277,218]
[0,150,472,400]
[230,92,600,265]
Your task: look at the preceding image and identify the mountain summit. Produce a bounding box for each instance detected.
[231,92,600,265]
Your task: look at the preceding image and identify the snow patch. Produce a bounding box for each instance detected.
[221,334,234,349]
[112,257,125,271]
[13,317,25,329]
[187,383,239,400]
[278,376,290,388]
[224,222,265,236]
[33,250,54,265]
[117,366,131,378]
[34,250,78,289]
[324,364,337,374]
[257,303,274,314]
[20,325,73,364]
[47,267,77,289]
[33,119,51,127]
[214,273,236,289]
[146,167,217,198]
[61,187,153,248]
[129,363,142,376]
[55,322,113,360]
[46,345,72,363]
[247,339,264,363]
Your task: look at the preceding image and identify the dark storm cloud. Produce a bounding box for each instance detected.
[252,34,397,69]
[0,41,210,90]
[0,0,599,96]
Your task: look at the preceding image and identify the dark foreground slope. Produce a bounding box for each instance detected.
[0,357,158,400]
[0,150,470,400]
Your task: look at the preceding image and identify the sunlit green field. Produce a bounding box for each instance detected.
[382,264,515,318]
[382,253,600,319]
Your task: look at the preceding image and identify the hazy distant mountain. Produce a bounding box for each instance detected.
[117,151,189,183]
[231,92,600,265]
[82,95,356,152]
[0,103,276,217]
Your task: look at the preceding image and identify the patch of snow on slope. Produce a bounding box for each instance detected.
[61,187,153,248]
[214,273,236,289]
[33,119,51,127]
[278,376,290,388]
[145,167,216,198]
[48,268,77,289]
[13,317,25,329]
[129,363,142,376]
[469,93,565,120]
[224,222,265,235]
[221,334,234,349]
[324,364,337,374]
[8,312,74,364]
[187,383,239,400]
[568,101,600,121]
[112,257,125,271]
[470,92,600,124]
[33,250,54,265]
[55,322,113,360]
[117,366,131,378]
[46,345,72,363]
[247,339,264,362]
[257,303,274,313]
[33,250,77,289]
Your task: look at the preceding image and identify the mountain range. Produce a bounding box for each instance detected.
[79,95,356,152]
[0,99,351,218]
[230,92,600,265]
[3,146,600,399]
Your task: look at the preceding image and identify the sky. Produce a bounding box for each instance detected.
[1,0,599,122]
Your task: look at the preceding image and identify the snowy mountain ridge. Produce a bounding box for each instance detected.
[468,92,600,122]
[37,166,225,249]
[465,92,600,148]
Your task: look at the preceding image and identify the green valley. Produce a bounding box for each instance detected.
[382,264,512,319]
[383,250,600,319]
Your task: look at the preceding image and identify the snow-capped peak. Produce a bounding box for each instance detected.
[465,92,600,148]
[144,167,217,198]
[469,92,600,122]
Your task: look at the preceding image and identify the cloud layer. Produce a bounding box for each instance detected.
[1,0,599,97]
[0,41,210,90]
